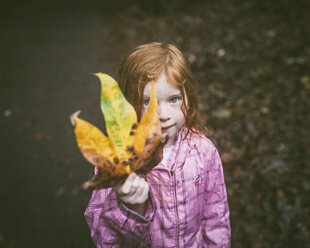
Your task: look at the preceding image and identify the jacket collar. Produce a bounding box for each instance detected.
[164,126,192,171]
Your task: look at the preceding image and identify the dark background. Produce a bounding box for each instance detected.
[0,0,309,247]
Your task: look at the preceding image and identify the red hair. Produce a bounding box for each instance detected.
[118,42,207,137]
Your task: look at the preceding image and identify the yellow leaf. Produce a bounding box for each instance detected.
[71,73,162,189]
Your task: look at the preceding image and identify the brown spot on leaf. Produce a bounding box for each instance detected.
[113,157,119,164]
[92,156,100,164]
[122,161,128,166]
[126,145,134,152]
[131,123,138,129]
[145,138,152,145]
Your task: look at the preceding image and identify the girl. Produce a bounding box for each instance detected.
[84,42,231,247]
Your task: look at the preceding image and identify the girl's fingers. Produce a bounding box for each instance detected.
[136,180,149,204]
[124,176,144,202]
[129,177,149,204]
[119,176,149,204]
[131,177,145,198]
[116,173,136,196]
[128,174,141,195]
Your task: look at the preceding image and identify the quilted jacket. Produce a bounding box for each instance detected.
[84,129,231,247]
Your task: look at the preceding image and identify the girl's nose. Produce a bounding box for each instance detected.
[158,104,170,122]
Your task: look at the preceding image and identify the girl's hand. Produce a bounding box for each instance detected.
[115,173,149,204]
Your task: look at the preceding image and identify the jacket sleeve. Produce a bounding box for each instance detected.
[84,186,156,247]
[202,146,231,247]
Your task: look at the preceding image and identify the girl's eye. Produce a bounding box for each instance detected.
[169,97,180,104]
[144,99,150,106]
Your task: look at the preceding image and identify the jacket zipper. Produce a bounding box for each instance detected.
[171,169,180,247]
[170,136,182,247]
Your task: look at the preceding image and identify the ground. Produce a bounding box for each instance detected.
[0,0,309,247]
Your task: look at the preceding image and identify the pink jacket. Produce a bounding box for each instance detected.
[84,129,231,247]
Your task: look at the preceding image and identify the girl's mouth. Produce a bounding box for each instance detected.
[161,124,174,132]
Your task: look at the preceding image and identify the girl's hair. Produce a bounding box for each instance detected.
[118,42,207,137]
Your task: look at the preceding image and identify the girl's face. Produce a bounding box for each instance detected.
[142,73,186,148]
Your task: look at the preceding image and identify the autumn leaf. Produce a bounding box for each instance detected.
[70,73,162,189]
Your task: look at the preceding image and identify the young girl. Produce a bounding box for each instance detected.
[84,42,231,247]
